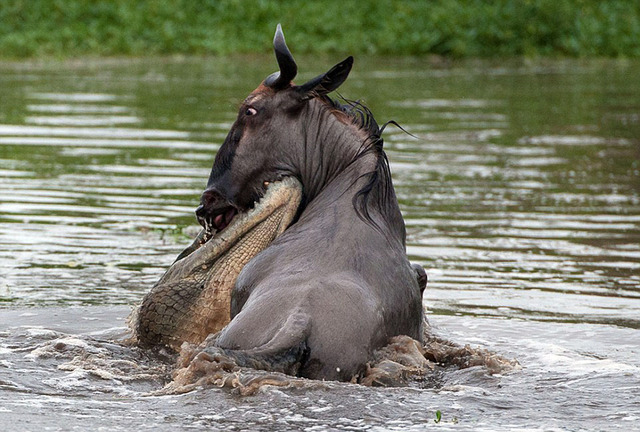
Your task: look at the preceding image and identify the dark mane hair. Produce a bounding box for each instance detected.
[323,96,396,232]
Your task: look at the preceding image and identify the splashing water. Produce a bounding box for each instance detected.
[1,57,639,430]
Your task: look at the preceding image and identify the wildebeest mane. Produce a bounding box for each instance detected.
[323,96,397,233]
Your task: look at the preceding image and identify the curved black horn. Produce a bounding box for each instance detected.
[265,24,297,89]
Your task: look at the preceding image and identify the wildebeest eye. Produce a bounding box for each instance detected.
[245,107,258,116]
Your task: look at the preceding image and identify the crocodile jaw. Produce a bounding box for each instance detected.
[135,177,303,350]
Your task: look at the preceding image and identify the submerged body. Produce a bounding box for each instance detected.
[218,121,423,380]
[135,25,425,381]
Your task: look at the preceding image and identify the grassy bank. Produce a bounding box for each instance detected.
[1,0,639,58]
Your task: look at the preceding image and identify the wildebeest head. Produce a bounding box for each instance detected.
[196,24,354,233]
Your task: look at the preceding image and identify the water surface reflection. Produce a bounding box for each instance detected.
[0,57,639,430]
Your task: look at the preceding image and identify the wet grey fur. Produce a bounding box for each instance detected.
[194,25,425,381]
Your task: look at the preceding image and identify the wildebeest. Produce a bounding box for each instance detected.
[136,24,426,382]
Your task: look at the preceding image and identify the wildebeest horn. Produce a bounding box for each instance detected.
[265,24,298,89]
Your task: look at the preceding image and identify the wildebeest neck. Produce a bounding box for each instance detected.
[295,99,405,242]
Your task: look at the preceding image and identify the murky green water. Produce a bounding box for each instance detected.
[1,56,639,430]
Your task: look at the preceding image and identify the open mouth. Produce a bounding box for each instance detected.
[194,177,300,252]
[176,177,303,263]
[199,206,238,244]
[196,180,288,247]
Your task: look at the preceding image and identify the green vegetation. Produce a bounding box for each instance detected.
[1,0,639,58]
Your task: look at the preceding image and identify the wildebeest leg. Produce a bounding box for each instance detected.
[412,263,427,294]
[217,277,384,381]
[202,312,310,376]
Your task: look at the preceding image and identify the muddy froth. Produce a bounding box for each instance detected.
[163,328,519,395]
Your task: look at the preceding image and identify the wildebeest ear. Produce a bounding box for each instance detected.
[296,56,354,99]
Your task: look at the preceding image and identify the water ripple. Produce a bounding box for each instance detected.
[0,59,638,333]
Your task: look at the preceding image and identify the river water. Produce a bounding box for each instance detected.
[0,56,639,431]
